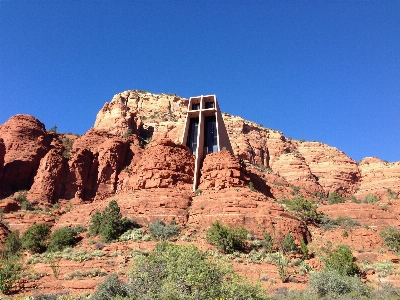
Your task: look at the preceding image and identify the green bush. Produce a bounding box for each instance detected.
[127,242,269,299]
[148,220,180,241]
[327,192,345,204]
[3,230,21,257]
[91,274,129,300]
[282,231,297,254]
[0,255,22,294]
[249,182,255,191]
[320,215,360,231]
[122,128,133,139]
[21,223,51,253]
[271,252,288,283]
[261,231,274,253]
[387,188,398,200]
[363,193,379,204]
[309,270,369,297]
[206,221,247,254]
[89,200,134,242]
[375,260,395,277]
[15,190,33,211]
[47,227,79,252]
[284,197,323,223]
[300,238,308,259]
[380,226,400,252]
[325,244,359,276]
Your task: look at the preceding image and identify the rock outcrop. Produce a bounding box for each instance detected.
[27,146,68,203]
[356,157,400,200]
[119,139,194,191]
[94,91,188,143]
[318,202,400,230]
[198,150,248,190]
[271,152,324,195]
[0,138,5,182]
[0,115,51,197]
[188,188,311,243]
[296,142,360,196]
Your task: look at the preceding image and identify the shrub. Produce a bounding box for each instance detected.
[15,190,33,211]
[271,252,288,283]
[15,190,27,202]
[309,270,369,297]
[387,188,398,200]
[284,197,322,223]
[47,226,78,252]
[380,226,400,252]
[249,182,255,191]
[122,128,133,138]
[282,231,297,254]
[61,137,73,159]
[21,223,51,253]
[48,125,57,133]
[327,192,345,204]
[0,255,22,294]
[128,242,269,299]
[363,193,379,204]
[3,230,21,257]
[320,215,360,231]
[325,244,359,276]
[206,221,247,254]
[119,228,144,242]
[89,200,134,242]
[261,231,274,253]
[375,260,395,277]
[148,220,180,241]
[300,238,308,259]
[91,274,129,300]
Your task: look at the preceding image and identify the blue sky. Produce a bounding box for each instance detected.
[1,1,399,162]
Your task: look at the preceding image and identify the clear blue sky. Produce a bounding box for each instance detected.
[1,1,399,162]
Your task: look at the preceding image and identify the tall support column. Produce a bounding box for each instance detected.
[181,95,233,191]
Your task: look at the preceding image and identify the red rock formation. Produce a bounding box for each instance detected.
[119,139,194,191]
[296,142,360,196]
[55,190,192,229]
[318,202,400,230]
[94,90,188,143]
[198,150,248,190]
[271,152,324,195]
[0,138,5,183]
[4,211,56,233]
[27,146,68,203]
[188,188,311,243]
[71,129,132,200]
[0,115,51,197]
[356,157,400,200]
[223,115,295,166]
[0,222,10,243]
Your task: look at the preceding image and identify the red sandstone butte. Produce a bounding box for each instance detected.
[0,114,51,197]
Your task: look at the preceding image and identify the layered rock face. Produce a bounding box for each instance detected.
[27,129,135,202]
[188,188,311,243]
[55,190,192,229]
[318,202,400,230]
[92,91,400,199]
[94,90,188,142]
[0,115,51,196]
[119,139,194,191]
[198,150,248,190]
[271,152,324,195]
[296,142,361,196]
[356,157,400,200]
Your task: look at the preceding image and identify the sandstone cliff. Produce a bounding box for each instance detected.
[0,90,399,297]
